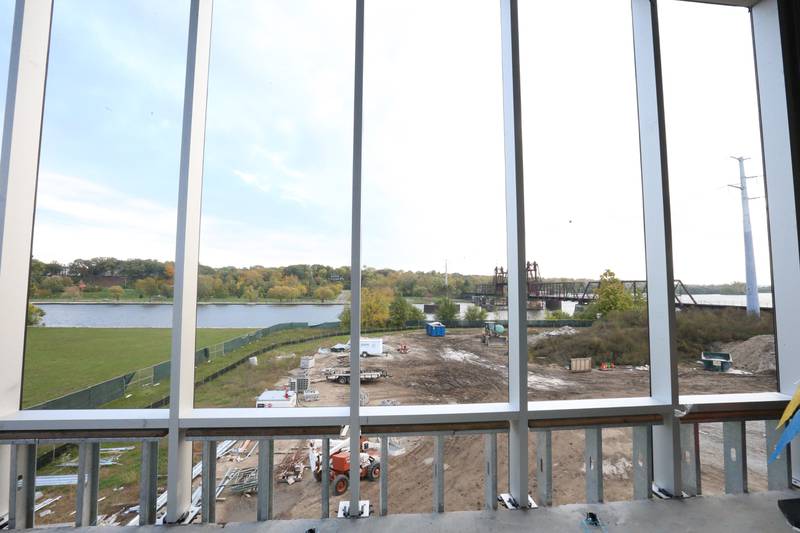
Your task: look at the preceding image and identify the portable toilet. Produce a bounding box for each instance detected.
[426,321,446,337]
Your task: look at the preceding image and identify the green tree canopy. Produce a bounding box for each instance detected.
[464,305,488,322]
[596,269,634,315]
[435,297,460,324]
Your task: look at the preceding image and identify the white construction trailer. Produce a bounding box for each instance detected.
[348,337,384,357]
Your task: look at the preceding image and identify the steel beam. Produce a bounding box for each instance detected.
[680,423,701,496]
[257,439,273,521]
[347,0,365,517]
[535,431,552,506]
[751,0,800,483]
[322,437,331,518]
[585,428,603,503]
[433,435,445,513]
[139,440,159,525]
[631,0,681,497]
[75,442,100,526]
[0,0,52,517]
[201,441,216,523]
[632,425,653,500]
[8,444,35,530]
[723,421,747,494]
[500,0,530,508]
[166,0,213,523]
[765,420,791,490]
[484,433,498,510]
[380,436,388,516]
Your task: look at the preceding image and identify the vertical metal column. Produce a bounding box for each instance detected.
[75,442,100,527]
[257,439,273,521]
[166,0,213,523]
[723,421,747,494]
[139,440,159,525]
[585,428,603,503]
[0,1,52,516]
[500,0,530,508]
[8,444,35,530]
[765,420,791,490]
[632,425,653,500]
[484,434,497,511]
[433,435,445,513]
[321,437,330,518]
[201,441,217,523]
[536,431,552,506]
[380,436,388,516]
[631,0,681,497]
[752,0,800,483]
[348,0,365,517]
[680,423,701,496]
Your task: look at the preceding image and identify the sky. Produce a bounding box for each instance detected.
[0,0,772,285]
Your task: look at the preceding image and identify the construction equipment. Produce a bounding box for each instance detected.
[323,367,388,385]
[312,437,381,496]
[482,321,508,345]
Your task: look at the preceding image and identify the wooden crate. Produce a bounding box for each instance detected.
[570,357,592,373]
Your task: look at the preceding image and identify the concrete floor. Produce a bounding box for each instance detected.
[64,491,798,533]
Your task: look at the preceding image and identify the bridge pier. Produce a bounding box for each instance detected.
[545,300,562,311]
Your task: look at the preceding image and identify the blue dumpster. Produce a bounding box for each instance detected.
[426,321,446,337]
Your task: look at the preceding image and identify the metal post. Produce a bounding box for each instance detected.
[680,424,701,496]
[730,157,760,316]
[585,428,603,503]
[500,0,530,509]
[348,0,365,518]
[257,439,273,521]
[201,441,217,523]
[321,437,331,519]
[8,444,35,530]
[723,421,748,494]
[484,434,497,511]
[139,440,159,525]
[751,0,800,483]
[380,436,388,516]
[765,420,791,490]
[75,442,100,527]
[632,425,653,500]
[166,0,213,523]
[535,431,552,506]
[433,435,445,513]
[631,0,681,497]
[0,1,52,516]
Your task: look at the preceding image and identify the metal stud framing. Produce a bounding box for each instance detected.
[139,441,159,525]
[433,435,445,513]
[380,436,389,516]
[632,425,653,500]
[585,428,603,503]
[765,420,791,490]
[535,431,552,506]
[75,442,100,527]
[201,441,217,523]
[484,434,498,511]
[0,0,798,525]
[723,421,748,494]
[322,437,331,518]
[680,423,701,497]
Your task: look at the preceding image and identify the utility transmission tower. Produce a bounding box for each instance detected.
[729,156,760,316]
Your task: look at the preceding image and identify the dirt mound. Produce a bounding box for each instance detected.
[722,334,776,374]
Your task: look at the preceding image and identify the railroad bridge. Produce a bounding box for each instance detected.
[471,262,696,306]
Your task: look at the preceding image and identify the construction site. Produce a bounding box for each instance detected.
[25,322,778,525]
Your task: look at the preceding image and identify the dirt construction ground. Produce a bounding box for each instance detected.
[208,328,777,522]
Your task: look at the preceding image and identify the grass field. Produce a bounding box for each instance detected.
[22,327,254,407]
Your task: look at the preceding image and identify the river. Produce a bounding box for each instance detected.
[33,293,772,328]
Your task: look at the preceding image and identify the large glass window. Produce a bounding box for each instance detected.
[361,0,507,407]
[520,0,650,402]
[659,1,776,398]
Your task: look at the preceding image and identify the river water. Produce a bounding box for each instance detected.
[34,293,772,328]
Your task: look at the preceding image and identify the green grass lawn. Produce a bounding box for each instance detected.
[22,327,254,407]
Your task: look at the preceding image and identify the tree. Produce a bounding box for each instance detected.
[314,286,335,302]
[339,306,351,330]
[546,309,572,320]
[243,286,259,302]
[135,277,160,300]
[27,303,45,325]
[40,275,72,294]
[464,305,488,322]
[435,297,459,324]
[362,288,392,328]
[108,285,124,301]
[63,286,81,299]
[267,285,294,302]
[389,294,420,327]
[596,269,634,315]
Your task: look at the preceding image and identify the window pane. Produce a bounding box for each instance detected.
[361,0,507,407]
[520,0,650,401]
[659,0,777,397]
